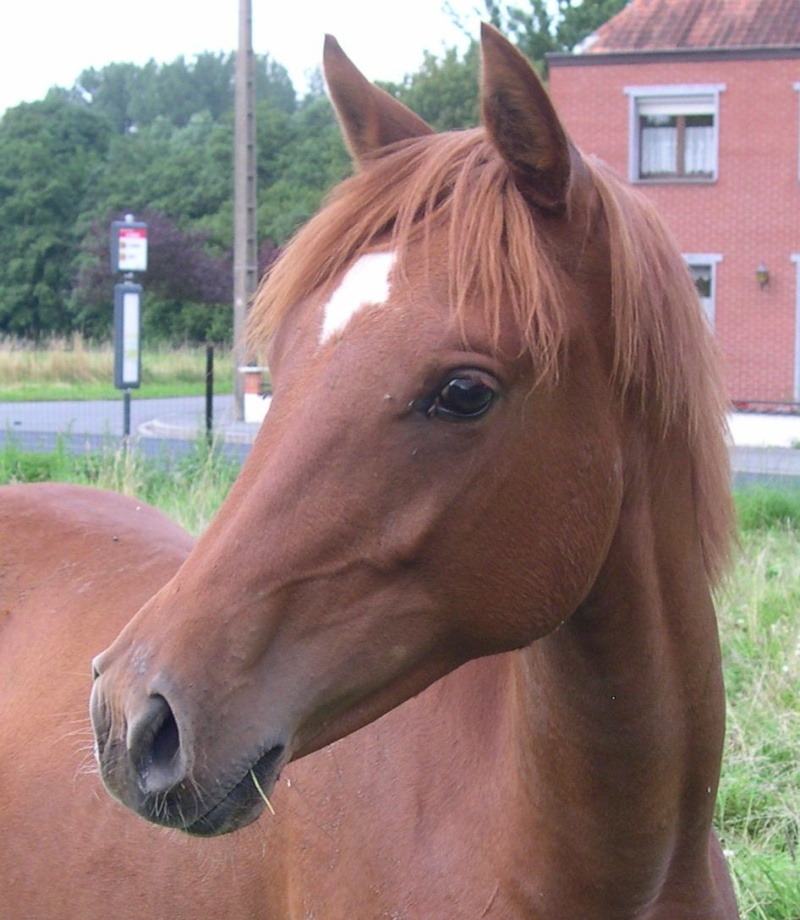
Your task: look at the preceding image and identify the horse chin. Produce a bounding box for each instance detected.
[187,743,287,837]
[144,742,286,838]
[182,791,264,837]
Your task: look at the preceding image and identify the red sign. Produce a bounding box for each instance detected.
[111,219,148,273]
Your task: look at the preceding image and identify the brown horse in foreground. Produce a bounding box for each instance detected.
[5,27,738,918]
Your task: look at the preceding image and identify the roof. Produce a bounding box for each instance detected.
[583,0,800,53]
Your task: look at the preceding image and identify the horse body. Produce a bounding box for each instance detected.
[0,481,734,918]
[0,484,280,919]
[5,25,739,918]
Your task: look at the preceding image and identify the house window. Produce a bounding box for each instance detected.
[684,254,722,327]
[625,86,725,183]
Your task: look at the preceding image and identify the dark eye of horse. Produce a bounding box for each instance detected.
[417,374,498,421]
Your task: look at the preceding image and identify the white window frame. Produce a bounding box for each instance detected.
[625,84,725,184]
[684,253,723,328]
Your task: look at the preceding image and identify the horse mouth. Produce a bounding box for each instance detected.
[182,743,286,837]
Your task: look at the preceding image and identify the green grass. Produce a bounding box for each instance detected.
[2,379,226,401]
[735,484,800,532]
[716,486,800,919]
[0,338,235,401]
[0,447,797,916]
[0,438,239,535]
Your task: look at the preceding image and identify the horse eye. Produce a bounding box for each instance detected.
[425,375,497,421]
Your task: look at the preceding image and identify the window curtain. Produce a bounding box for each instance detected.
[684,124,714,175]
[640,121,677,175]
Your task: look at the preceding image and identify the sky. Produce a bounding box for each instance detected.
[0,0,483,116]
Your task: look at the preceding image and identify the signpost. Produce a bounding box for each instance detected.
[110,215,147,439]
[111,217,148,273]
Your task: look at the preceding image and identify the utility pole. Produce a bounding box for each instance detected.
[233,0,257,421]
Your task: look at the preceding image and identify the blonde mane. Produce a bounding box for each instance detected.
[249,129,733,582]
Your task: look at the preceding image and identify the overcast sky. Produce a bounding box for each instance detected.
[1,0,482,115]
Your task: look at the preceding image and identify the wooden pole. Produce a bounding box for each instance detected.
[233,0,257,421]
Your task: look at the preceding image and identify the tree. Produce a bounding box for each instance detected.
[0,95,110,338]
[77,61,160,134]
[556,0,629,51]
[78,52,297,135]
[257,96,351,243]
[390,44,480,131]
[0,38,513,343]
[71,210,232,341]
[467,0,627,73]
[483,0,559,71]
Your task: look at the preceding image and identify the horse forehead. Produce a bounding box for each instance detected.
[319,251,397,345]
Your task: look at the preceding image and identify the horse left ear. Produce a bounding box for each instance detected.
[480,23,571,214]
[324,35,434,166]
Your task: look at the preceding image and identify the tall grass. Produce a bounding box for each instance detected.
[717,486,800,919]
[0,337,233,400]
[0,438,239,535]
[0,447,797,916]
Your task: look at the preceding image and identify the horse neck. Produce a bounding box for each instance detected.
[501,427,727,911]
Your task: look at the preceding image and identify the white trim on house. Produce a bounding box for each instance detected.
[684,253,723,328]
[624,84,726,183]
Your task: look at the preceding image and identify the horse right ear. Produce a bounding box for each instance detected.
[323,35,434,166]
[480,23,571,214]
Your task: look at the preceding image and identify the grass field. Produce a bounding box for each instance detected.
[0,445,797,917]
[0,438,239,535]
[0,337,234,401]
[719,489,800,917]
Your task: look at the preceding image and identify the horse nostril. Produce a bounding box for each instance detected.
[149,699,180,766]
[127,694,184,795]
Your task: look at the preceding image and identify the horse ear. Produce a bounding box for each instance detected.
[480,23,571,214]
[323,35,434,165]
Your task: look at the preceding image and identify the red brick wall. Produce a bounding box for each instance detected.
[549,55,800,403]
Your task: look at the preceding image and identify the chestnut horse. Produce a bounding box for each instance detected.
[0,484,276,918]
[8,26,740,918]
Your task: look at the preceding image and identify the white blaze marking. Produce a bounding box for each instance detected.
[319,251,396,344]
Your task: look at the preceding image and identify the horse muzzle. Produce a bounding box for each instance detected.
[90,665,288,836]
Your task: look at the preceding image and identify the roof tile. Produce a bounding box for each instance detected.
[586,0,800,52]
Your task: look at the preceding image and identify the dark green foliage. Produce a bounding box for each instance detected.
[555,0,629,51]
[390,44,480,131]
[78,53,296,134]
[0,95,111,338]
[72,210,233,341]
[0,54,299,344]
[481,0,627,73]
[258,96,351,242]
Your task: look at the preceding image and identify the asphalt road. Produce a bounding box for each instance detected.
[3,396,800,484]
[0,395,254,461]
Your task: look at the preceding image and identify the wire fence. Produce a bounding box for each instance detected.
[3,348,800,484]
[0,347,262,463]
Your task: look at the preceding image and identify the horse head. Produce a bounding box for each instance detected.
[90,26,728,841]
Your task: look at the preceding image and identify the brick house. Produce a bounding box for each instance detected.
[547,0,800,406]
